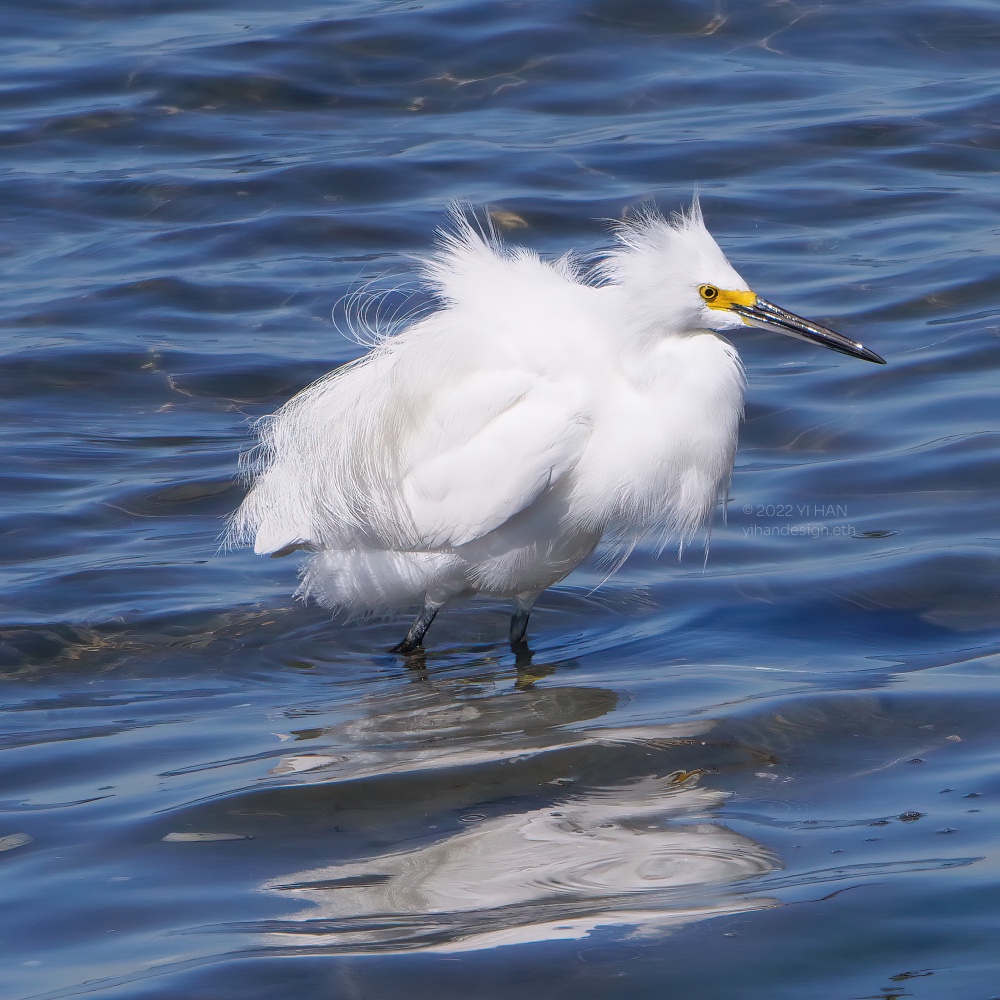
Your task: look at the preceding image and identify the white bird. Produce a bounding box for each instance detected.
[231,201,884,654]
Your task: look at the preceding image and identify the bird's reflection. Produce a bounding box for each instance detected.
[259,672,781,953]
[243,653,788,954]
[266,769,778,953]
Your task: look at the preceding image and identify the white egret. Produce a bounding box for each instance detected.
[231,201,885,654]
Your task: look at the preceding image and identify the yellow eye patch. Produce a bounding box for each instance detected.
[699,284,757,311]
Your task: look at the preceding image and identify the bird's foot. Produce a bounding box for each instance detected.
[389,638,424,656]
[390,603,440,656]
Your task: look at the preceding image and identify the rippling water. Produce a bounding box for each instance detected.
[3,2,999,998]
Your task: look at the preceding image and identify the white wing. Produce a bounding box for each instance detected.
[400,371,591,548]
[234,222,601,560]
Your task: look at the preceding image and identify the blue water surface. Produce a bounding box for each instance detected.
[2,2,999,998]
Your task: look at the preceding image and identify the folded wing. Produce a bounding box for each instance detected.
[401,372,592,548]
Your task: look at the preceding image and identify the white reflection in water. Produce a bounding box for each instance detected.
[269,720,698,783]
[272,679,689,785]
[268,770,779,952]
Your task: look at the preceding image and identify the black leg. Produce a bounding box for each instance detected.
[390,602,440,655]
[509,591,539,649]
[509,607,531,646]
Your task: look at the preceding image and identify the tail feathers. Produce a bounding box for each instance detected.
[297,548,466,618]
[253,524,310,557]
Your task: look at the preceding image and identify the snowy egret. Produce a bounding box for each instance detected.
[231,201,885,654]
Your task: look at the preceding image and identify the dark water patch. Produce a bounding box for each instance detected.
[154,74,339,113]
[0,608,300,675]
[111,476,240,517]
[0,350,326,415]
[0,724,148,752]
[88,275,288,313]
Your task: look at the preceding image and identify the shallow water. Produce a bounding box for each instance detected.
[2,1,999,998]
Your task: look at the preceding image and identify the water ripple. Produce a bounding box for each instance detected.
[3,0,1000,996]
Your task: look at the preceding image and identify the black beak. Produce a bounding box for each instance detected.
[732,297,886,365]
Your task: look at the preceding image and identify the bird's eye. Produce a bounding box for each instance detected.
[699,284,719,302]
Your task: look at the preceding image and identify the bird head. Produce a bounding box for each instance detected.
[604,200,885,365]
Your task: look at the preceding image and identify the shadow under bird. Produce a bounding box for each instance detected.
[230,201,885,654]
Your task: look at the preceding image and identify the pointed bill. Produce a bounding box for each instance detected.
[733,297,886,365]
